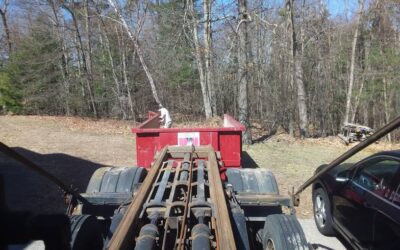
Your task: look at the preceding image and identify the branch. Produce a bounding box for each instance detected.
[235,12,252,33]
[134,0,148,38]
[0,0,9,14]
[252,12,278,34]
[106,0,162,105]
[97,14,124,25]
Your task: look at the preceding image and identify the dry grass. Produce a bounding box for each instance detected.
[21,115,135,135]
[0,115,137,165]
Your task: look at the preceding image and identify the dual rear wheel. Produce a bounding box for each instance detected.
[70,166,146,249]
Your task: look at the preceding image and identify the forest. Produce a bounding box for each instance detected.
[0,0,399,143]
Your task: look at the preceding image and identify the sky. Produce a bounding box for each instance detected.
[327,0,358,18]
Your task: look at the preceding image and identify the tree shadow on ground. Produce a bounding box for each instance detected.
[0,147,104,214]
[252,127,277,144]
[310,233,354,250]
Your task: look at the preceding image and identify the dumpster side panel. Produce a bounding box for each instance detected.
[160,132,178,147]
[136,133,160,167]
[219,131,242,168]
[200,132,219,150]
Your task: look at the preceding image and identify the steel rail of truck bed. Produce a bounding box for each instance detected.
[107,145,236,250]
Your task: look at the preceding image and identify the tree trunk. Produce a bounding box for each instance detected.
[62,4,97,117]
[383,77,391,142]
[97,21,109,113]
[107,0,161,105]
[344,0,364,125]
[0,0,12,53]
[121,38,135,120]
[48,0,70,115]
[295,58,308,137]
[351,35,369,123]
[84,0,93,76]
[351,76,364,123]
[237,0,252,144]
[73,34,86,98]
[187,0,212,118]
[287,0,308,138]
[285,2,295,137]
[109,28,126,118]
[203,0,216,116]
[94,5,127,118]
[135,41,161,105]
[84,0,98,117]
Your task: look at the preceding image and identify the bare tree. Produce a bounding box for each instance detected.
[0,0,12,53]
[107,0,162,105]
[84,0,94,95]
[61,3,98,117]
[287,0,308,138]
[203,0,216,116]
[48,0,71,115]
[351,35,369,123]
[187,0,213,118]
[344,0,364,125]
[120,29,135,119]
[237,0,252,144]
[107,25,126,117]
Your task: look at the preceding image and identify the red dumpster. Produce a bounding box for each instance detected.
[132,112,245,168]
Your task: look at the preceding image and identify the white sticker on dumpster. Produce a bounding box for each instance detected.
[178,132,200,146]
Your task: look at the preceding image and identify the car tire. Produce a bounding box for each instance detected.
[262,214,308,250]
[313,187,335,236]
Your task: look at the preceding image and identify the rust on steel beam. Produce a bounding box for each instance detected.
[206,145,237,250]
[176,152,193,250]
[107,146,168,250]
[168,145,213,158]
[234,194,293,206]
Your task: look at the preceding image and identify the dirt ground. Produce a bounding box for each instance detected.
[1,115,398,218]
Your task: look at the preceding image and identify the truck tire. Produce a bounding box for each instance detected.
[313,188,335,236]
[69,215,103,250]
[85,167,112,193]
[262,214,308,250]
[86,166,146,194]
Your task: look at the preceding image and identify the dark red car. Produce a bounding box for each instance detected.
[312,150,400,250]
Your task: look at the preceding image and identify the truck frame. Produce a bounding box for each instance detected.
[1,113,308,250]
[70,113,308,250]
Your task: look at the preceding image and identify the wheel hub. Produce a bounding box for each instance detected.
[314,194,326,228]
